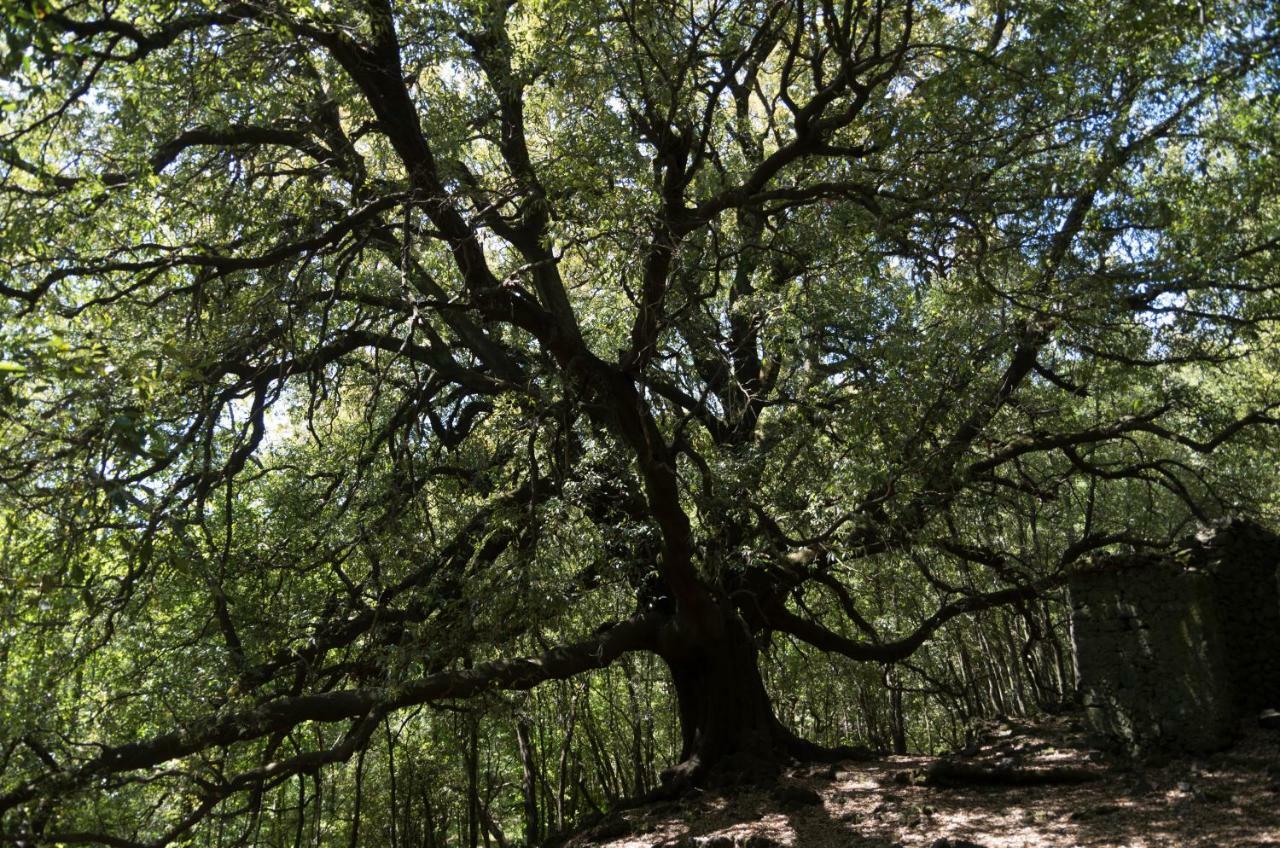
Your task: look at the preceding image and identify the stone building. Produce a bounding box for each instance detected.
[1067,519,1280,755]
[1197,519,1280,713]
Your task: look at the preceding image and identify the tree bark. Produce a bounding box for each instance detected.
[889,667,907,755]
[515,717,540,846]
[655,601,864,790]
[466,712,480,848]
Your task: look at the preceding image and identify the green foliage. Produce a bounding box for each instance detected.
[1,0,1278,844]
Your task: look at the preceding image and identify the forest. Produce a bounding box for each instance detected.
[1,0,1279,845]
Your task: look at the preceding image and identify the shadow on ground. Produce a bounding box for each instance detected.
[561,716,1280,848]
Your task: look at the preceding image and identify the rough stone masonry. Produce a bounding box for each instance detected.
[1067,519,1280,755]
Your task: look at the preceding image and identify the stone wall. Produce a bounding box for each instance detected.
[1067,519,1280,755]
[1195,519,1280,713]
[1069,555,1236,755]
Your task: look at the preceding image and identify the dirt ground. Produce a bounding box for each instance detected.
[563,717,1280,848]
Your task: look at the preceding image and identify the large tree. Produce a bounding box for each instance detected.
[2,0,1279,842]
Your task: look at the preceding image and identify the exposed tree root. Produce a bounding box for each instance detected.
[785,733,878,764]
[909,760,1107,787]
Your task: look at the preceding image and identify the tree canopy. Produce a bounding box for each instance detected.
[1,0,1279,844]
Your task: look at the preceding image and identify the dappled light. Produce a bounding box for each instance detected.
[569,720,1280,847]
[2,0,1279,845]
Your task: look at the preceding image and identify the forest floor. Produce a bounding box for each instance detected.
[562,715,1280,848]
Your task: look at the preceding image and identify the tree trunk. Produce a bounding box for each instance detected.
[889,667,908,755]
[515,717,540,846]
[466,714,480,848]
[656,602,860,790]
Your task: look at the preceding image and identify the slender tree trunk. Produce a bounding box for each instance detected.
[576,772,603,815]
[479,798,508,848]
[466,714,480,848]
[515,717,540,846]
[348,744,366,848]
[580,704,618,802]
[312,771,323,848]
[293,774,306,848]
[422,781,437,848]
[385,721,400,848]
[556,692,577,830]
[889,667,907,755]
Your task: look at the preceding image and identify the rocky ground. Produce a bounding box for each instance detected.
[562,716,1280,848]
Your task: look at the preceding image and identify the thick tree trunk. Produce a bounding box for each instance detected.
[656,602,864,791]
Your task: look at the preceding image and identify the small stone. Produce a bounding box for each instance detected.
[798,762,838,780]
[1259,709,1280,730]
[891,770,914,785]
[1070,803,1121,821]
[872,792,905,811]
[1129,773,1157,795]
